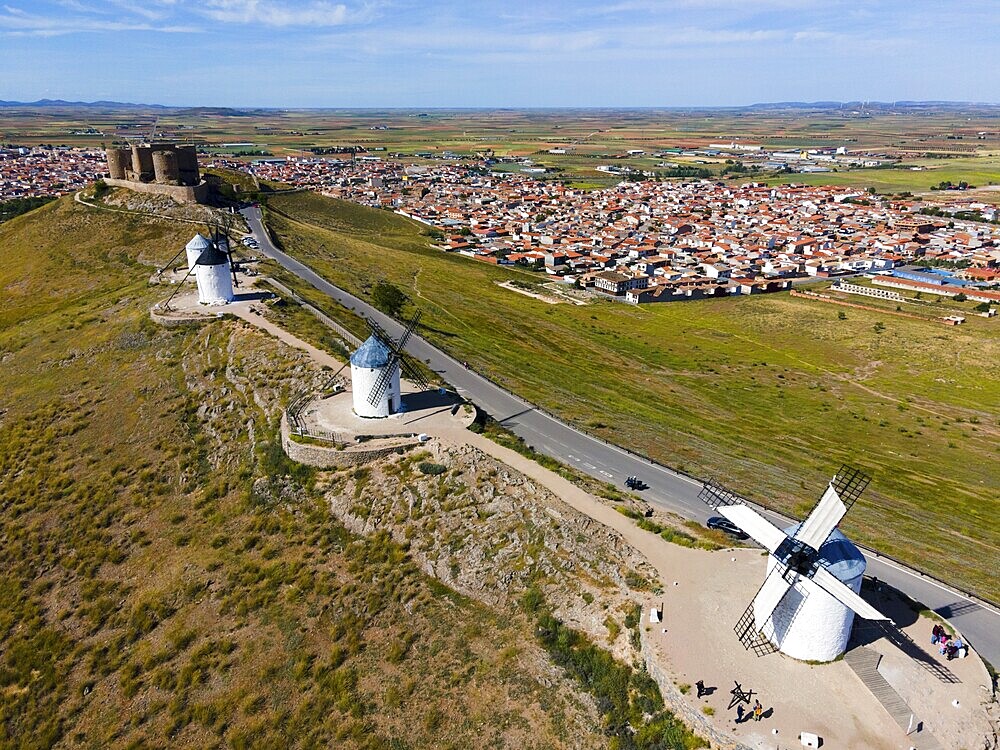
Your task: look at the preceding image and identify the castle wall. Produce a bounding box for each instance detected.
[103,178,209,204]
[176,146,200,186]
[108,142,200,186]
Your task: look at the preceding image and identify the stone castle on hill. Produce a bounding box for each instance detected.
[104,142,208,203]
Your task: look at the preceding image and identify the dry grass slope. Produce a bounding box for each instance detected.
[0,197,625,749]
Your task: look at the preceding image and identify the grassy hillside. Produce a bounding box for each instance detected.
[264,192,1000,601]
[0,197,626,749]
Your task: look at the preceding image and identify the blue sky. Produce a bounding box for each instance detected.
[1,0,998,107]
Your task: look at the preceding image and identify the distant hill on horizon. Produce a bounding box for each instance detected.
[0,98,166,109]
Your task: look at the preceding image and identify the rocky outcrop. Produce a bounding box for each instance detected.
[325,442,659,659]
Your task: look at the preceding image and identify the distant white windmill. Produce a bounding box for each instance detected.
[701,467,890,662]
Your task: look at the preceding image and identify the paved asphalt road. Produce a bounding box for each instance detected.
[241,206,1000,669]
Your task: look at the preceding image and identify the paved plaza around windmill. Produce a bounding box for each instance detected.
[640,543,993,749]
[297,381,474,443]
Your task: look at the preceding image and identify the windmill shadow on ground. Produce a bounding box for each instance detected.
[497,406,537,425]
[400,388,461,415]
[416,323,458,339]
[934,600,979,618]
[848,579,960,684]
[233,291,274,303]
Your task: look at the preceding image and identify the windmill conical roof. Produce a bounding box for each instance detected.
[195,241,229,266]
[783,525,866,582]
[351,335,392,369]
[186,233,211,251]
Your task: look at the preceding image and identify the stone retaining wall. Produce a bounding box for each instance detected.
[639,626,752,750]
[280,415,420,468]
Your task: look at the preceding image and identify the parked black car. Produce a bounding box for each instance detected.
[706,516,749,540]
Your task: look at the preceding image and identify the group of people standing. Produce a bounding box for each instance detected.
[734,700,765,723]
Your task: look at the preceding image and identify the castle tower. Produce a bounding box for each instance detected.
[152,149,180,185]
[176,146,200,186]
[130,144,155,182]
[106,147,130,180]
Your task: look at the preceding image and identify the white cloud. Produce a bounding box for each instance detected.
[792,30,839,42]
[106,0,174,20]
[199,0,352,26]
[0,2,197,35]
[319,23,787,60]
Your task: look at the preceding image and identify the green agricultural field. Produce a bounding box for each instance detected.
[9,104,1000,201]
[754,154,1000,194]
[263,192,1000,601]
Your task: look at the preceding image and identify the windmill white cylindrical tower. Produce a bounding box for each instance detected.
[185,233,211,271]
[194,241,234,305]
[350,335,401,418]
[758,527,866,662]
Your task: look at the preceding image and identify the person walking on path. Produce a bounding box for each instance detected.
[753,700,763,722]
[696,680,706,698]
[736,705,745,723]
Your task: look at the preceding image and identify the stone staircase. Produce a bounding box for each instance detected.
[844,646,945,750]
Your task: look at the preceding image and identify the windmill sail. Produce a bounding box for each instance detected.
[398,355,430,391]
[734,565,798,655]
[792,483,847,551]
[365,311,426,406]
[794,466,871,550]
[751,564,795,624]
[811,565,890,622]
[718,504,788,554]
[699,478,750,509]
[367,353,401,405]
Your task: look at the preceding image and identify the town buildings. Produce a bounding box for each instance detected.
[3,143,997,305]
[215,155,999,303]
[0,146,105,199]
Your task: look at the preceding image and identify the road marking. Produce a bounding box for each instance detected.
[599,470,613,478]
